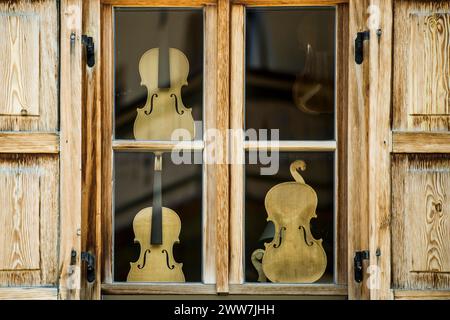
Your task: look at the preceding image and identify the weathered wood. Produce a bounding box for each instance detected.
[101,3,114,284]
[59,0,83,300]
[216,0,230,294]
[394,290,450,300]
[0,0,58,132]
[0,155,58,286]
[101,283,216,295]
[393,132,450,154]
[229,3,245,285]
[368,0,393,300]
[393,1,450,131]
[228,284,347,296]
[232,0,348,6]
[82,0,102,300]
[0,132,59,154]
[101,0,215,6]
[0,288,57,300]
[203,4,218,285]
[113,140,204,151]
[347,0,370,300]
[392,154,450,290]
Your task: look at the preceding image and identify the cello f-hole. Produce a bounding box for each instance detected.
[145,94,158,115]
[162,249,175,270]
[273,227,286,248]
[299,226,314,246]
[170,93,184,115]
[138,249,151,269]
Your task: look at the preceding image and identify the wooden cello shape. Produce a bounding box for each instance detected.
[262,160,327,283]
[133,46,195,141]
[127,154,185,282]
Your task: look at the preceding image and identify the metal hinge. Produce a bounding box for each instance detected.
[81,251,96,283]
[354,250,370,283]
[354,29,382,65]
[81,35,95,68]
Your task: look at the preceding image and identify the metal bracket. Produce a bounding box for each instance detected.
[81,35,95,68]
[354,250,370,283]
[355,31,370,65]
[81,251,96,283]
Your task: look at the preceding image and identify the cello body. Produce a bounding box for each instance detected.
[127,207,184,282]
[262,160,327,283]
[133,48,195,141]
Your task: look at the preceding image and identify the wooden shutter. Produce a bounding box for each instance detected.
[349,0,450,300]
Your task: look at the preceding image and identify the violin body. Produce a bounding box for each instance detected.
[133,48,195,141]
[262,161,327,283]
[127,207,185,282]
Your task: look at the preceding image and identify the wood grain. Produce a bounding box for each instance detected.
[232,0,348,6]
[0,14,39,117]
[392,154,450,290]
[81,0,102,300]
[216,0,230,294]
[0,132,59,154]
[347,0,370,300]
[394,290,450,300]
[229,3,245,285]
[0,1,58,131]
[393,132,450,154]
[59,0,83,300]
[101,0,215,6]
[0,155,58,286]
[203,4,218,285]
[102,283,216,295]
[228,284,347,296]
[393,0,450,131]
[0,287,57,300]
[367,0,393,300]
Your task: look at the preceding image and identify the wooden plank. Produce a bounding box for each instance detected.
[228,284,347,296]
[0,133,59,154]
[81,0,102,300]
[0,1,58,131]
[0,288,58,300]
[216,0,230,294]
[367,0,393,300]
[101,283,216,295]
[113,140,204,151]
[347,0,370,300]
[393,132,450,154]
[203,4,218,285]
[0,155,59,286]
[101,4,114,284]
[232,0,348,6]
[101,0,215,6]
[336,3,348,286]
[229,3,245,285]
[394,290,450,300]
[59,0,83,300]
[244,141,337,152]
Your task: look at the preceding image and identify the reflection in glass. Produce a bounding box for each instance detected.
[114,8,203,140]
[246,8,336,140]
[114,152,202,282]
[245,152,334,283]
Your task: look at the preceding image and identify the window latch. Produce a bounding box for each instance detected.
[82,35,95,68]
[354,250,370,283]
[81,251,96,283]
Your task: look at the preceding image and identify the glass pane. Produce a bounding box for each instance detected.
[246,8,336,140]
[114,8,203,140]
[245,152,334,283]
[114,152,202,282]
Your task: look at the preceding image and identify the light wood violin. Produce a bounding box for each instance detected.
[262,160,327,283]
[127,154,185,282]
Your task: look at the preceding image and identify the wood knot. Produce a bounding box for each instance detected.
[20,108,28,116]
[433,202,443,213]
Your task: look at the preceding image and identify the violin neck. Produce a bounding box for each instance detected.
[151,154,163,245]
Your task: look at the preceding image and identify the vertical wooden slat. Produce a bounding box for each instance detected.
[81,0,102,300]
[216,0,230,294]
[59,0,83,300]
[101,4,114,284]
[368,0,393,300]
[347,0,370,300]
[229,3,245,285]
[203,4,218,285]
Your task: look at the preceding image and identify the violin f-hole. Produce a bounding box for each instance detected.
[273,227,286,248]
[138,249,151,269]
[299,226,314,246]
[145,94,158,115]
[170,93,184,115]
[162,249,175,270]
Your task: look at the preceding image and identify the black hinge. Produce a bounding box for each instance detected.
[354,250,370,283]
[81,35,95,68]
[81,251,96,283]
[355,29,382,65]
